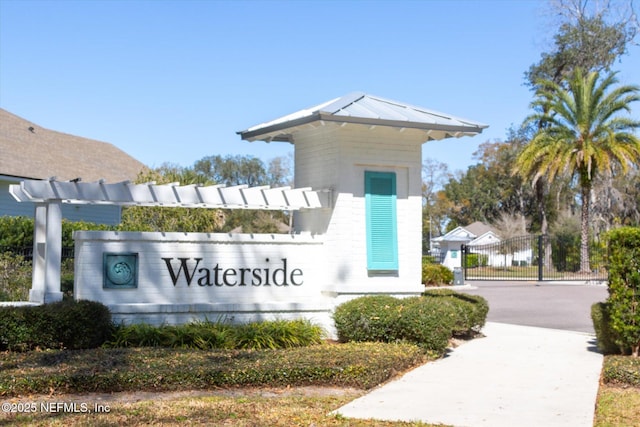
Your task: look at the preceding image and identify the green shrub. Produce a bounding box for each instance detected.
[0,252,32,301]
[551,226,581,272]
[422,263,454,286]
[591,302,626,354]
[605,227,640,357]
[0,306,34,352]
[0,216,113,249]
[114,323,167,348]
[231,319,324,349]
[333,295,454,353]
[0,216,34,247]
[423,289,489,337]
[422,255,437,264]
[61,220,113,247]
[107,319,324,350]
[602,355,640,387]
[333,292,489,355]
[465,253,488,268]
[160,321,233,349]
[0,342,428,396]
[48,300,113,349]
[332,295,402,343]
[393,296,456,354]
[0,300,113,351]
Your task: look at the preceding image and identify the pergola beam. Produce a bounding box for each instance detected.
[10,179,325,210]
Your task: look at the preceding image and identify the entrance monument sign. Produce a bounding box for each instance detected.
[10,92,487,334]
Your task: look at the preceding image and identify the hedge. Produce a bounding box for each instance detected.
[0,300,113,351]
[422,288,489,337]
[465,253,488,268]
[591,302,627,354]
[0,215,113,249]
[0,252,31,301]
[333,291,489,355]
[331,295,403,343]
[605,227,640,357]
[422,263,454,286]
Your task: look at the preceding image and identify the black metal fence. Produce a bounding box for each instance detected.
[0,246,75,262]
[462,234,608,281]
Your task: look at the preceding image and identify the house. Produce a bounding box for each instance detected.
[0,108,145,224]
[431,221,501,270]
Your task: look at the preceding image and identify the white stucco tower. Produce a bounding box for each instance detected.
[239,92,487,300]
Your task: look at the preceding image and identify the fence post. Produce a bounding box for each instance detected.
[537,235,544,281]
[461,244,466,280]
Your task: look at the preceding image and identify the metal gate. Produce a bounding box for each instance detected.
[462,235,608,281]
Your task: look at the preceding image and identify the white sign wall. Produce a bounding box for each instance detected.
[74,231,332,328]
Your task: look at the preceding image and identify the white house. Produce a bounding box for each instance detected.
[431,221,500,270]
[432,221,535,270]
[11,92,487,334]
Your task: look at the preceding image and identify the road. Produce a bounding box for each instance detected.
[457,281,609,333]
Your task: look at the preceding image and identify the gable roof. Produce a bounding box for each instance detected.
[469,231,501,246]
[238,92,488,143]
[431,221,500,243]
[464,221,498,238]
[431,226,475,242]
[0,108,145,182]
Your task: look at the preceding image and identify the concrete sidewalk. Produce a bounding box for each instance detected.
[334,322,603,427]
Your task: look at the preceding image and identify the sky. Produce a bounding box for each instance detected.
[1,0,639,175]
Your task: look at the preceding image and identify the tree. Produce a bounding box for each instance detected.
[440,134,536,230]
[492,212,530,240]
[422,158,451,243]
[526,0,638,88]
[193,155,267,187]
[523,0,638,238]
[266,155,293,187]
[591,164,640,232]
[119,165,226,232]
[192,154,291,233]
[515,69,640,272]
[442,166,494,227]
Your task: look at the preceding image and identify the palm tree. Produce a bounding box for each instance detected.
[515,69,640,273]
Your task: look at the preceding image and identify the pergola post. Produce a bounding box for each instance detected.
[44,200,63,303]
[29,203,47,303]
[29,201,63,303]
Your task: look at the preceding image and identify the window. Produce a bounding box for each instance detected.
[365,171,398,271]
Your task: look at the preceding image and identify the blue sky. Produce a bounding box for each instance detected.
[1,0,639,174]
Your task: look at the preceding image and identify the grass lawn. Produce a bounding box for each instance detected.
[1,345,638,426]
[0,343,443,426]
[4,380,639,427]
[465,265,608,281]
[1,390,441,426]
[594,385,640,427]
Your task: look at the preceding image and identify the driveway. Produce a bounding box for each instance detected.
[457,280,609,333]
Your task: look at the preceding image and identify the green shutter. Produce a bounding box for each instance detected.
[365,171,398,271]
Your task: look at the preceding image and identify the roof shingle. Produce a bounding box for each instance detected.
[0,108,145,182]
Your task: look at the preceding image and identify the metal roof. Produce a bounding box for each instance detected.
[238,92,488,143]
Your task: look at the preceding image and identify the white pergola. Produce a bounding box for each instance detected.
[9,178,327,303]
